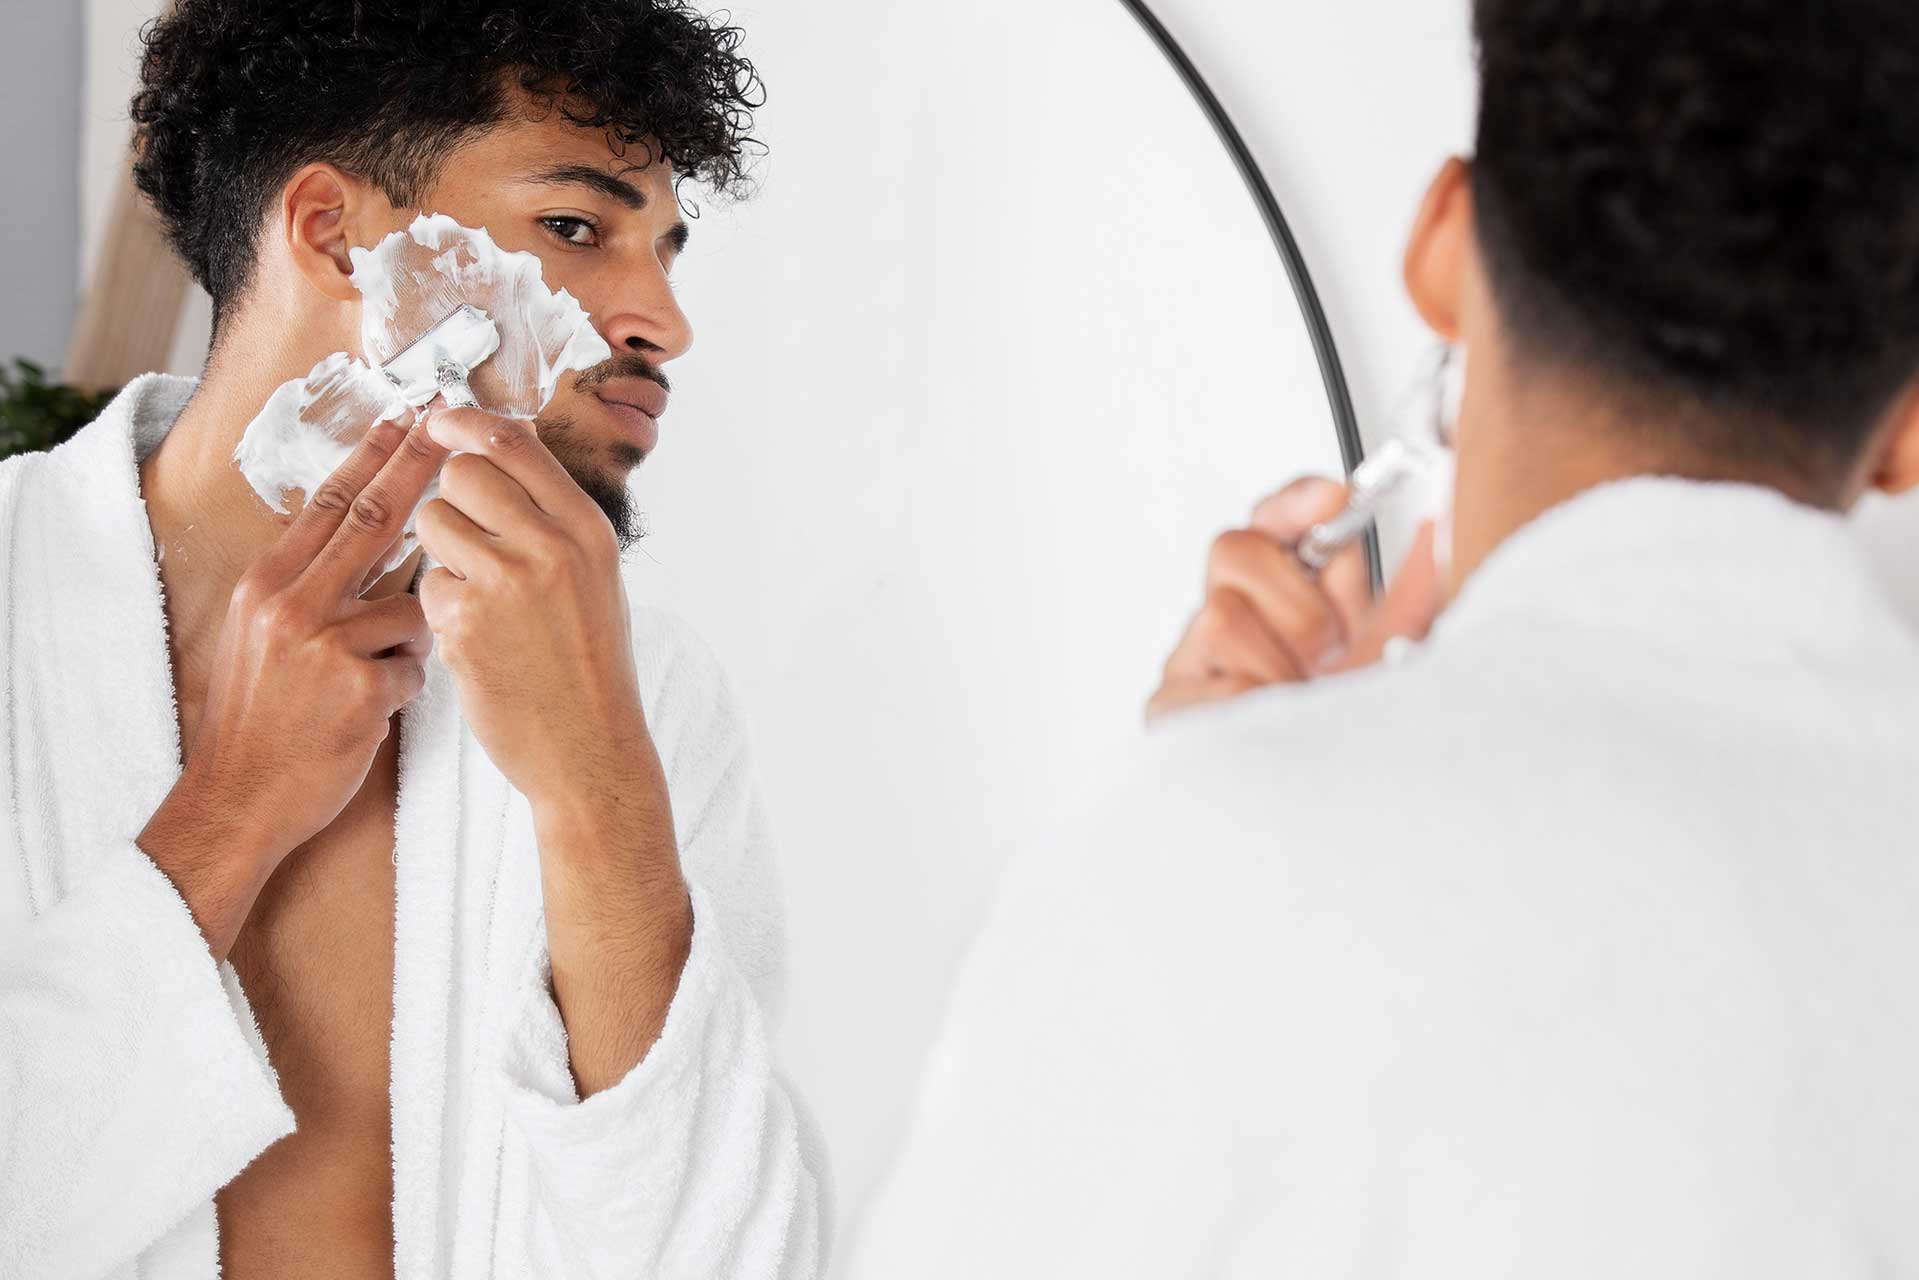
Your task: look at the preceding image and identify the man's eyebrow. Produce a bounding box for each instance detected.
[522,162,649,210]
[667,222,691,255]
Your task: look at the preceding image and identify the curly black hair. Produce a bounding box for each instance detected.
[1471,0,1919,479]
[130,0,762,325]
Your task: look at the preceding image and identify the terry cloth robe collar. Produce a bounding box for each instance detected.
[1431,474,1915,664]
[16,372,489,1260]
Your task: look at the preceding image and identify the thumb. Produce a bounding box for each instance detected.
[1325,521,1442,673]
[1248,476,1349,542]
[1249,475,1370,634]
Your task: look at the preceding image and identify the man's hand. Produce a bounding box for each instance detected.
[140,417,450,958]
[417,406,689,1095]
[1146,477,1443,723]
[414,408,655,812]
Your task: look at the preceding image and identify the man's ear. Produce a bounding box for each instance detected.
[279,164,373,303]
[1870,388,1919,496]
[1402,156,1474,342]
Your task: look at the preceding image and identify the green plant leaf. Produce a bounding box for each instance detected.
[0,359,120,458]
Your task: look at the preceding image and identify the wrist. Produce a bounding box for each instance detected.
[532,760,679,891]
[524,724,668,836]
[531,779,672,862]
[160,767,288,868]
[138,783,278,959]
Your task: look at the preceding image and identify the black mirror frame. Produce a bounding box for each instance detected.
[1118,0,1384,592]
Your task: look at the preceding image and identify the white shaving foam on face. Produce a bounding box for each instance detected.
[233,353,411,515]
[232,214,612,548]
[351,214,611,418]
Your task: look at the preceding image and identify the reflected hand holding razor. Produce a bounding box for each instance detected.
[1296,439,1428,571]
[1297,342,1462,576]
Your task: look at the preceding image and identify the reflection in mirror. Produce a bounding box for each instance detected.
[644,0,1400,1215]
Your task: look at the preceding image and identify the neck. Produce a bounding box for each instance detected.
[1444,356,1848,595]
[139,339,421,676]
[141,352,293,582]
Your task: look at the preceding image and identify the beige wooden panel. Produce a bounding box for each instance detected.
[64,164,189,390]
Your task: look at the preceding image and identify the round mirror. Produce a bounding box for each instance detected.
[633,0,1471,1211]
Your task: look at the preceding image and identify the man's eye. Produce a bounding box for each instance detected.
[540,216,599,247]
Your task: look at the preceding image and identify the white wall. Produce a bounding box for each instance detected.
[1,1,82,369]
[73,0,1919,1245]
[82,0,215,373]
[637,0,1477,1223]
[82,0,147,283]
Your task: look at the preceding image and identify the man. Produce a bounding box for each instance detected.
[853,1,1919,1274]
[0,3,823,1277]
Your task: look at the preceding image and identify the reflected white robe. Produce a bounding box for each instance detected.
[0,375,827,1279]
[854,477,1919,1277]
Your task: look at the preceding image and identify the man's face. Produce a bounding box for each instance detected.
[404,105,695,546]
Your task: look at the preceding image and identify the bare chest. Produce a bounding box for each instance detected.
[215,725,403,1278]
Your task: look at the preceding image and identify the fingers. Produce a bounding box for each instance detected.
[372,650,429,713]
[423,409,586,519]
[416,565,470,661]
[1146,672,1260,724]
[1205,529,1345,670]
[1328,522,1444,673]
[332,592,431,658]
[414,497,495,583]
[354,533,411,599]
[1249,476,1348,541]
[437,450,545,539]
[301,418,450,601]
[1308,536,1372,641]
[1249,476,1371,632]
[1163,587,1308,687]
[260,419,411,582]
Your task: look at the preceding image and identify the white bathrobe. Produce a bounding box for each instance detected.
[852,477,1919,1277]
[0,376,826,1279]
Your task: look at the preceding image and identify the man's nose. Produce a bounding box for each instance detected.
[599,279,694,365]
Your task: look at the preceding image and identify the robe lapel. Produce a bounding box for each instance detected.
[390,649,465,1277]
[6,374,476,1273]
[6,376,197,908]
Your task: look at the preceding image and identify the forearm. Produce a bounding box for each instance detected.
[496,620,827,1275]
[533,749,692,1098]
[137,779,275,961]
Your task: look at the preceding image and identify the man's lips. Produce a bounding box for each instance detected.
[593,378,668,453]
[594,378,669,420]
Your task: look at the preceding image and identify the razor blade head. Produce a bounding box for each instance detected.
[378,305,499,407]
[383,304,487,367]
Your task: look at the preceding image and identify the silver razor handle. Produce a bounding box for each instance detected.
[434,347,477,410]
[1296,440,1424,572]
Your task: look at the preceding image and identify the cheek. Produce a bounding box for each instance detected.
[523,246,602,308]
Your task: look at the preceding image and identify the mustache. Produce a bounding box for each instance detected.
[573,353,671,395]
